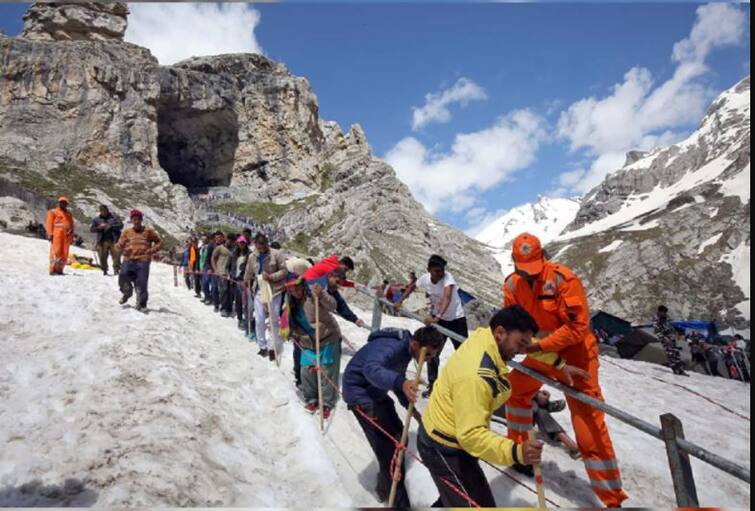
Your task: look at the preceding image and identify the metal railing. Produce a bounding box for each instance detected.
[354,285,751,506]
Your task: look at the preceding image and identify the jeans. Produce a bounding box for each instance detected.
[119,261,151,308]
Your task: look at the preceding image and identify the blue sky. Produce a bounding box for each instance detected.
[0,2,750,234]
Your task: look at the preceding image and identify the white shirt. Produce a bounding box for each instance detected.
[416,271,465,321]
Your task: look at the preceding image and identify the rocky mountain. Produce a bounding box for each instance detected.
[548,77,750,333]
[474,196,581,276]
[0,2,503,306]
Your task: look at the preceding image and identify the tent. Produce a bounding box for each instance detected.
[591,310,632,338]
[615,328,662,360]
[671,320,718,340]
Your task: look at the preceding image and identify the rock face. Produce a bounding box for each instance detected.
[548,77,750,334]
[21,2,128,42]
[0,2,503,303]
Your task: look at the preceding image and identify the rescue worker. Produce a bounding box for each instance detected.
[503,233,629,507]
[116,209,161,312]
[89,204,123,275]
[654,305,688,376]
[46,196,75,275]
[418,305,587,507]
[343,326,445,506]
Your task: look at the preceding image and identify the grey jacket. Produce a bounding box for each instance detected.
[243,248,288,295]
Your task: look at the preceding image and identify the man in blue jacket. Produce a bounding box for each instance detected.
[343,326,445,507]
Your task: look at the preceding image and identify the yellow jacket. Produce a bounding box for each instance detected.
[421,326,565,466]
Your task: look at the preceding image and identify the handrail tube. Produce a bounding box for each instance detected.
[353,286,751,484]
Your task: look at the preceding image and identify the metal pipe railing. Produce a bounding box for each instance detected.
[354,285,751,485]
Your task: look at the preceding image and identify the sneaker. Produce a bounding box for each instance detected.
[268,350,276,362]
[304,402,318,414]
[375,474,390,503]
[512,462,534,477]
[214,306,220,313]
[221,310,230,318]
[568,448,583,460]
[119,294,130,305]
[257,349,268,357]
[135,304,147,313]
[102,270,108,276]
[322,406,332,420]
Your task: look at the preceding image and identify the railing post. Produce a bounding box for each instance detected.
[661,413,699,507]
[371,295,383,332]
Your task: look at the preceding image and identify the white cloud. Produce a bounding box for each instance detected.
[125,3,263,65]
[412,78,488,131]
[385,109,546,214]
[556,2,747,194]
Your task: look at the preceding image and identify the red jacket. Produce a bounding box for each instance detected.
[303,255,355,287]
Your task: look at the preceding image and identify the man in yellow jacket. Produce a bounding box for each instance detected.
[418,305,589,507]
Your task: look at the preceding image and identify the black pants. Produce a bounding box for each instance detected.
[293,343,301,385]
[193,271,201,296]
[234,281,245,322]
[417,424,495,507]
[218,277,233,312]
[428,317,469,388]
[351,399,411,508]
[119,261,151,308]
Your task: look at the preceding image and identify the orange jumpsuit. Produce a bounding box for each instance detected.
[46,207,75,274]
[504,260,628,507]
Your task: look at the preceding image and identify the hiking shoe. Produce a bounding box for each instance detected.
[268,350,277,362]
[512,462,534,477]
[257,349,268,357]
[214,306,220,313]
[304,402,318,414]
[569,448,583,460]
[221,310,230,318]
[375,474,390,503]
[322,406,332,420]
[135,304,147,313]
[119,294,130,305]
[102,270,108,276]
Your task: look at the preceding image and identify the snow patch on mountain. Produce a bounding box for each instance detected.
[474,196,580,275]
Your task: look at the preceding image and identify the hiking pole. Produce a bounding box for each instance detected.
[315,292,324,431]
[388,346,428,508]
[528,430,547,509]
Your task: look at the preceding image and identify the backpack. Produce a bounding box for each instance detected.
[367,328,411,344]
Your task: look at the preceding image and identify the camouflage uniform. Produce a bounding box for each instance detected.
[654,318,686,375]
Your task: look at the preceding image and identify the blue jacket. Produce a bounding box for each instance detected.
[329,287,358,323]
[180,249,189,267]
[342,330,413,408]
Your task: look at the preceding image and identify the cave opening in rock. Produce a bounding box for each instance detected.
[157,103,239,189]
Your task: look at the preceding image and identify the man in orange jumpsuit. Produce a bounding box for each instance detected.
[46,196,75,275]
[504,233,628,507]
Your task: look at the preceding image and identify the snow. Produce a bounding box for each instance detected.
[598,240,623,253]
[0,232,750,507]
[562,153,734,240]
[697,233,723,255]
[717,164,751,204]
[719,241,751,314]
[619,218,660,232]
[475,197,580,275]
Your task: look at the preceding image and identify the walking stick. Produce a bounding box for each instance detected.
[315,292,324,431]
[173,264,178,287]
[528,430,547,509]
[388,346,428,508]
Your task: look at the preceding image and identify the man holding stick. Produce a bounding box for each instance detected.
[418,305,587,507]
[342,327,445,506]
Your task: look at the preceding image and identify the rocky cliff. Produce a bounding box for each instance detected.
[549,77,750,332]
[0,2,502,305]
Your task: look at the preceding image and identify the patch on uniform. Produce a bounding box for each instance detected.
[543,280,556,294]
[519,242,532,255]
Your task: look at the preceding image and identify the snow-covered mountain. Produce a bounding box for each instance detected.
[0,232,750,507]
[551,77,750,333]
[474,196,581,276]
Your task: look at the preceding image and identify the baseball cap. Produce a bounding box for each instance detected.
[512,233,544,275]
[237,235,248,244]
[130,208,143,218]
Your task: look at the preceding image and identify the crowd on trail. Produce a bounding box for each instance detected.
[200,209,287,242]
[40,196,750,508]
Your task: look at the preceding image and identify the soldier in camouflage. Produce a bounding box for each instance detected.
[654,305,688,376]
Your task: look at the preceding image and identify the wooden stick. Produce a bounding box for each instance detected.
[528,429,547,509]
[173,264,178,287]
[267,296,280,368]
[315,292,324,431]
[388,346,428,507]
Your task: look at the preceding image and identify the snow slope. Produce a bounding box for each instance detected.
[474,197,581,276]
[0,232,750,507]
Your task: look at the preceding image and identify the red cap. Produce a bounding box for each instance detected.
[512,233,544,275]
[130,208,143,218]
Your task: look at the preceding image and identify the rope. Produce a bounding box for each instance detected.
[602,358,750,422]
